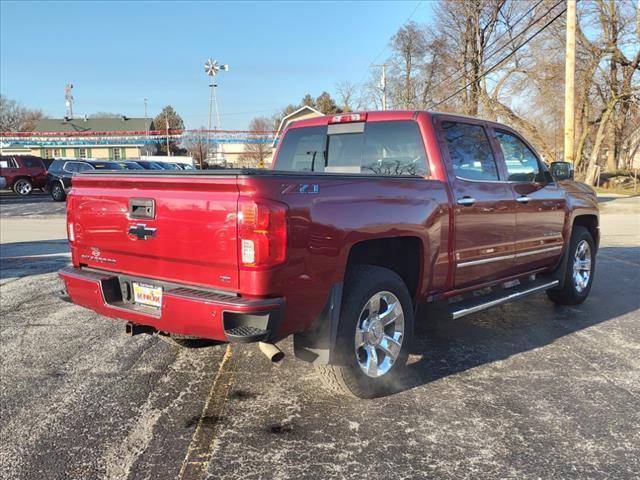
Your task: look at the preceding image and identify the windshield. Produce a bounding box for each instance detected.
[274,121,428,176]
[91,162,124,169]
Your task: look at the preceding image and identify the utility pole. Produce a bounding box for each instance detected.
[564,0,576,163]
[371,64,387,110]
[143,97,149,157]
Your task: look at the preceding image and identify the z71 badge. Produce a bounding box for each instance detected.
[281,184,320,194]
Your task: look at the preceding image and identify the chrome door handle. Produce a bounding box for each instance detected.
[516,196,531,204]
[457,196,476,206]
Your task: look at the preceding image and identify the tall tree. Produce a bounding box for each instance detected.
[390,21,428,109]
[153,105,185,155]
[315,91,341,114]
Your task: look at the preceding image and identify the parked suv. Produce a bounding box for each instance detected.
[47,159,124,201]
[0,155,48,195]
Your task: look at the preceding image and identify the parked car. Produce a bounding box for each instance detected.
[0,155,48,195]
[58,111,599,398]
[114,161,145,170]
[133,160,167,170]
[47,159,124,201]
[158,162,180,170]
[175,163,195,170]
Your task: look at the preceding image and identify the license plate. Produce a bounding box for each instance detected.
[132,282,163,308]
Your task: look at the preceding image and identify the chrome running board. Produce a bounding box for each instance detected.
[450,280,559,320]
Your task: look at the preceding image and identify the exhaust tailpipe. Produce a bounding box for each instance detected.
[258,342,284,364]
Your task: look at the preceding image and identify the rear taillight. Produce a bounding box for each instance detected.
[238,198,287,268]
[67,222,75,242]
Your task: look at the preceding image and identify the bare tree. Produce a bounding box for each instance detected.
[390,22,428,109]
[336,81,357,112]
[0,95,46,131]
[239,117,273,168]
[185,128,208,168]
[576,0,639,183]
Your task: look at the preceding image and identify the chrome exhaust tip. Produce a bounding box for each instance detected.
[258,342,284,364]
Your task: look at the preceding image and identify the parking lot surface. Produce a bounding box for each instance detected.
[1,193,638,479]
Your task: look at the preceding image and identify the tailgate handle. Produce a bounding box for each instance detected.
[129,198,155,219]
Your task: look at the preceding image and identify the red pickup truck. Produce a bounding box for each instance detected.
[59,111,599,398]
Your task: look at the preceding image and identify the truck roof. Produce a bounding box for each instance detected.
[287,110,518,134]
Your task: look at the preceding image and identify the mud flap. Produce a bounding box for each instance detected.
[293,283,343,365]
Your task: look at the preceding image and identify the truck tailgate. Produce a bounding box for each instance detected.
[68,175,239,291]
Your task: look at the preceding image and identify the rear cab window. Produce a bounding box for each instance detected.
[275,120,428,176]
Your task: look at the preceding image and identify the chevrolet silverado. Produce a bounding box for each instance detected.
[59,111,599,398]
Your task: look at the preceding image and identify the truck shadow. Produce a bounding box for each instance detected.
[401,245,640,394]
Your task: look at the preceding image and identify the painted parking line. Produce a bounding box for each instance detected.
[178,345,237,480]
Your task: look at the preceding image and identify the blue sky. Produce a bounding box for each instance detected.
[1,0,435,129]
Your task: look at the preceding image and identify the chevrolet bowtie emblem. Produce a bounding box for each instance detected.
[128,223,157,240]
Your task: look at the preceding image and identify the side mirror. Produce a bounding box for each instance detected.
[550,161,574,181]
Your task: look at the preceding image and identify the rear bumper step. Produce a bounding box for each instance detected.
[450,279,559,319]
[58,266,284,342]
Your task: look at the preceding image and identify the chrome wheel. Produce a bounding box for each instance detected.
[572,240,592,293]
[355,291,405,378]
[15,179,32,195]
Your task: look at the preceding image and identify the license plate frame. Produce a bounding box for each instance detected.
[132,282,163,309]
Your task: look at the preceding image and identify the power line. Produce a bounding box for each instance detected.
[429,5,567,109]
[358,1,423,85]
[432,0,545,93]
[430,0,563,106]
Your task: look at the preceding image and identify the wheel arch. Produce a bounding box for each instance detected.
[572,214,599,252]
[345,236,424,303]
[12,175,33,186]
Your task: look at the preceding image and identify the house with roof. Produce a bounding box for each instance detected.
[29,116,154,160]
[272,105,323,147]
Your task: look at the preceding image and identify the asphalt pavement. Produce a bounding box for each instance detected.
[0,192,638,479]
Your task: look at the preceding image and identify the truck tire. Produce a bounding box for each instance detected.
[51,183,67,202]
[13,178,33,196]
[547,226,595,305]
[315,265,414,398]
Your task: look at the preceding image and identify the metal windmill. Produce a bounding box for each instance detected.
[204,59,229,164]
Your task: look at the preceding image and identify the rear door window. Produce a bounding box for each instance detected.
[275,121,428,176]
[22,158,43,168]
[440,121,499,181]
